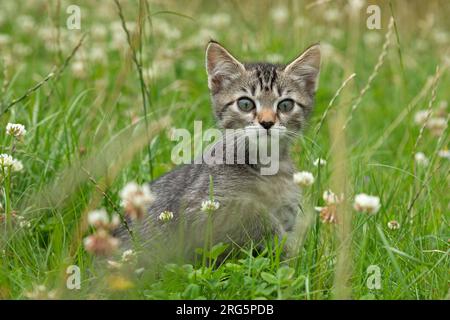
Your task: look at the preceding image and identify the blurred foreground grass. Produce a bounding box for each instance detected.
[0,0,448,299]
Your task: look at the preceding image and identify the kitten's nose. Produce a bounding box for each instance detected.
[260,121,274,130]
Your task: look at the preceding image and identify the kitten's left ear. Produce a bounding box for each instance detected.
[284,43,321,95]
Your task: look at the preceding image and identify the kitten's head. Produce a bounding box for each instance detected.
[205,41,320,135]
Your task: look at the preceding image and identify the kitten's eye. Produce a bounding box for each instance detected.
[277,99,295,112]
[237,98,256,112]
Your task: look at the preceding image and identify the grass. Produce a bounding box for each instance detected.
[0,0,449,300]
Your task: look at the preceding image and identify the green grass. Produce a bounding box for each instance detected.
[0,0,449,300]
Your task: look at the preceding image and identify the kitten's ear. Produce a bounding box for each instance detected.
[284,44,321,95]
[206,41,245,94]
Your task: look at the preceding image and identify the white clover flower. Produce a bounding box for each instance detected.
[184,59,197,71]
[363,32,382,46]
[432,30,448,45]
[111,30,127,50]
[166,127,178,140]
[320,42,335,59]
[0,34,11,47]
[437,100,448,116]
[201,200,220,213]
[83,229,120,256]
[353,193,381,214]
[135,267,145,275]
[12,159,23,172]
[143,66,157,82]
[322,190,343,205]
[87,209,109,229]
[0,154,14,168]
[348,0,365,12]
[158,210,174,222]
[159,24,181,39]
[316,206,338,224]
[294,17,306,28]
[270,6,288,24]
[24,284,58,300]
[107,260,122,270]
[330,29,343,41]
[38,26,58,42]
[120,182,155,220]
[387,220,400,230]
[83,235,95,248]
[414,110,431,125]
[6,123,26,138]
[437,101,448,112]
[110,214,121,228]
[203,13,231,29]
[91,24,108,39]
[71,60,86,79]
[324,8,340,22]
[414,152,429,167]
[426,117,447,136]
[438,149,450,160]
[293,171,315,187]
[89,46,106,63]
[120,182,139,200]
[152,20,181,39]
[19,219,31,228]
[13,43,32,57]
[121,249,136,262]
[17,15,35,33]
[266,53,284,64]
[313,158,327,167]
[0,155,23,173]
[16,215,31,228]
[189,28,218,46]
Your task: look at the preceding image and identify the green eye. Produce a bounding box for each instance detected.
[277,99,295,112]
[237,98,255,112]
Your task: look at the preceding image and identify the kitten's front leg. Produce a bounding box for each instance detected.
[270,204,303,258]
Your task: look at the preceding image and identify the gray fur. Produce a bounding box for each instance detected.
[125,41,321,260]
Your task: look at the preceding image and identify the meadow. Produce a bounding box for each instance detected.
[0,0,448,300]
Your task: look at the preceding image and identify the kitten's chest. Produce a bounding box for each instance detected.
[222,171,300,235]
[219,167,300,214]
[255,174,300,218]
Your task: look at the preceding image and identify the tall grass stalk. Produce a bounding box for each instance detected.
[343,17,395,130]
[114,0,154,180]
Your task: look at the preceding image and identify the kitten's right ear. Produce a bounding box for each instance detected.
[284,43,321,96]
[206,41,245,94]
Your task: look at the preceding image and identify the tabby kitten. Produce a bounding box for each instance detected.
[132,41,320,259]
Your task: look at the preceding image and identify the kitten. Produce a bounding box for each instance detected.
[128,41,320,260]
